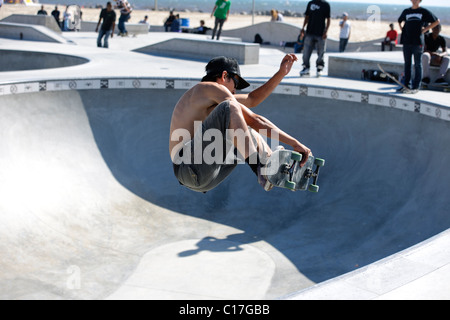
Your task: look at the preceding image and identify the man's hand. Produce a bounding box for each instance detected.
[293,141,312,167]
[279,54,298,77]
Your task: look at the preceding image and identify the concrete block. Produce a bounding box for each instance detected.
[134,38,259,65]
[1,14,61,33]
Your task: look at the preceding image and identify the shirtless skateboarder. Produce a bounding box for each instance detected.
[169,54,312,193]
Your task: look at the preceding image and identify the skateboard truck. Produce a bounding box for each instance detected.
[265,150,325,193]
[308,164,321,192]
[286,155,324,192]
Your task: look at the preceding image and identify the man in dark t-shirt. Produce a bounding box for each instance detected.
[95,2,116,48]
[51,6,61,29]
[397,0,440,92]
[299,0,330,77]
[422,24,449,85]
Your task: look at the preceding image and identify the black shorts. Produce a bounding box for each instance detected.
[172,100,238,193]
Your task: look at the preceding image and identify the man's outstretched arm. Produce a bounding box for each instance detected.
[240,103,311,167]
[235,54,298,108]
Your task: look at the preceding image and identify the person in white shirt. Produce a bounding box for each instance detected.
[339,12,351,52]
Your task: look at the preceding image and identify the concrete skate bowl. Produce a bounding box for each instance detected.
[0,49,88,72]
[0,82,450,300]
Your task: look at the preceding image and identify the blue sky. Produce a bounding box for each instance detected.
[328,0,450,7]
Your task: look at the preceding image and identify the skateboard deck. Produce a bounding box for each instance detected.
[422,83,450,92]
[362,69,399,84]
[264,149,325,192]
[377,64,412,93]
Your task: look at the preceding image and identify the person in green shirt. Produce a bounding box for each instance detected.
[210,0,231,40]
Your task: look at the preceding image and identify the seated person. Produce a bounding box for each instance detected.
[282,32,304,53]
[422,24,449,85]
[164,11,175,32]
[193,20,210,34]
[381,23,398,51]
[170,14,181,32]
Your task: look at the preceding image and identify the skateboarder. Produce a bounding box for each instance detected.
[170,54,312,193]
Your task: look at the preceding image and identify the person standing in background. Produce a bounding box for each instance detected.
[339,12,351,52]
[299,0,331,77]
[37,5,48,15]
[270,9,284,22]
[170,14,181,32]
[95,2,116,48]
[397,0,440,93]
[51,6,61,29]
[211,0,231,40]
[164,11,176,32]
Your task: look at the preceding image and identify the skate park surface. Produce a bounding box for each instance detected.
[1,31,450,300]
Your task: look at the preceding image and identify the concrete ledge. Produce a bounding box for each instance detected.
[222,21,299,47]
[221,22,397,53]
[1,14,61,33]
[134,38,259,64]
[0,22,71,43]
[81,21,149,35]
[328,51,450,83]
[0,49,88,72]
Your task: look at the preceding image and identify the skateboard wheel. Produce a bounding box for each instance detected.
[291,152,302,162]
[314,158,325,167]
[308,184,319,193]
[285,181,296,191]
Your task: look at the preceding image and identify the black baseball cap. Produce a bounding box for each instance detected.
[201,56,250,90]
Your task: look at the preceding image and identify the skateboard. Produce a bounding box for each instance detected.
[422,83,450,92]
[362,69,399,84]
[264,149,325,192]
[377,64,413,93]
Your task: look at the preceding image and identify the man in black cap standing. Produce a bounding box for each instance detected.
[169,54,312,193]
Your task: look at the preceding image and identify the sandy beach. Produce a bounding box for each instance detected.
[1,3,449,42]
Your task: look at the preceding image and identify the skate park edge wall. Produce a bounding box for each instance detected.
[0,49,89,71]
[1,76,450,299]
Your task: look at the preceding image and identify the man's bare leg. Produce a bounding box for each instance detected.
[227,101,277,191]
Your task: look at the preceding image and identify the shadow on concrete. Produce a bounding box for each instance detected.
[80,88,450,283]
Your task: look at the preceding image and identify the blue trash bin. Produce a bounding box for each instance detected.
[180,18,190,28]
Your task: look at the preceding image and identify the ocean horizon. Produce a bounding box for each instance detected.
[38,0,450,24]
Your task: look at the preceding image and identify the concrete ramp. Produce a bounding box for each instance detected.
[1,14,62,33]
[0,49,88,72]
[0,22,71,43]
[0,87,450,299]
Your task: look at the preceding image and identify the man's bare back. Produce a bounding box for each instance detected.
[169,81,235,161]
